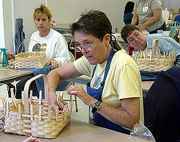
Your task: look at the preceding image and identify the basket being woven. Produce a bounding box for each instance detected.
[132,40,176,72]
[4,74,71,138]
[12,52,47,69]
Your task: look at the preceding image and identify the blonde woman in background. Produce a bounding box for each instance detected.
[29,4,70,68]
[15,5,71,98]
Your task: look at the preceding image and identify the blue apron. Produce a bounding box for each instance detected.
[87,49,130,134]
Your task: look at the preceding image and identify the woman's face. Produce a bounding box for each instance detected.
[34,13,51,35]
[73,32,111,65]
[127,30,147,51]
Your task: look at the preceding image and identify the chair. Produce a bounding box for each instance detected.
[144,67,180,142]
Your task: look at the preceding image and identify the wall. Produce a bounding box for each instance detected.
[3,0,13,50]
[3,0,131,49]
[0,0,5,49]
[163,0,180,9]
[14,0,41,39]
[14,0,128,39]
[47,0,128,31]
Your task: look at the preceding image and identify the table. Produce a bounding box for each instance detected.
[0,69,151,142]
[0,68,32,97]
[0,119,149,142]
[0,68,32,83]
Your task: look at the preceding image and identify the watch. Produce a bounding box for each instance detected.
[92,101,102,113]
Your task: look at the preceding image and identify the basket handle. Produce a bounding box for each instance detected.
[23,74,48,113]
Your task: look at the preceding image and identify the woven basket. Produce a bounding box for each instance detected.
[12,52,47,69]
[4,74,71,138]
[132,41,176,72]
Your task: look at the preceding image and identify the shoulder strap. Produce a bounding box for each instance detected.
[100,48,116,87]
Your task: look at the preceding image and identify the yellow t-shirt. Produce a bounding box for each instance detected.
[74,49,143,122]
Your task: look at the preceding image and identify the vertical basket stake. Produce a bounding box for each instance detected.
[39,90,42,121]
[30,90,33,121]
[10,88,17,109]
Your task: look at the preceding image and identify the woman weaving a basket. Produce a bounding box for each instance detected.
[22,10,143,142]
[47,10,143,134]
[121,24,180,80]
[15,5,71,98]
[121,24,180,68]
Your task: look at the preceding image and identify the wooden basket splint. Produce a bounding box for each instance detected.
[4,74,71,138]
[12,52,47,69]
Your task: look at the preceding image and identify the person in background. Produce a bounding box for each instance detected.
[29,4,70,68]
[174,8,180,23]
[175,14,180,24]
[123,1,135,55]
[121,24,180,67]
[47,10,143,134]
[15,5,71,98]
[131,0,166,33]
[123,1,135,25]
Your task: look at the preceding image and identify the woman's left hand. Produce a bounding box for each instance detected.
[46,59,59,69]
[67,85,93,106]
[22,136,42,142]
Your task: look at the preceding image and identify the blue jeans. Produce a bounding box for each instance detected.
[16,66,69,98]
[32,66,70,98]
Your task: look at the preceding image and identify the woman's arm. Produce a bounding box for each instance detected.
[131,8,139,25]
[140,8,162,30]
[98,98,140,129]
[67,85,140,129]
[47,63,81,110]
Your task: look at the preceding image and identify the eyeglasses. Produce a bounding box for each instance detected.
[71,41,95,51]
[127,31,140,43]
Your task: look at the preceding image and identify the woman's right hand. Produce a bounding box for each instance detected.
[48,92,64,112]
[48,92,58,111]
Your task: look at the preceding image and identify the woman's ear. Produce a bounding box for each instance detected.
[103,34,111,47]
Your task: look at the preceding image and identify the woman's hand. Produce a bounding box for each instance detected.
[46,59,59,69]
[48,92,63,112]
[67,85,94,106]
[22,136,41,142]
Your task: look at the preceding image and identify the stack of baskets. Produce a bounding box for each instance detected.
[11,52,47,69]
[4,74,71,138]
[132,39,176,72]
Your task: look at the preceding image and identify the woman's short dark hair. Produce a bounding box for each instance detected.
[124,1,135,14]
[71,10,112,41]
[121,24,140,43]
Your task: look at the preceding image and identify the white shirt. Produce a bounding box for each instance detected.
[29,29,71,65]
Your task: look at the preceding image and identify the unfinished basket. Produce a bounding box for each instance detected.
[4,74,71,138]
[11,52,47,69]
[132,39,176,72]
